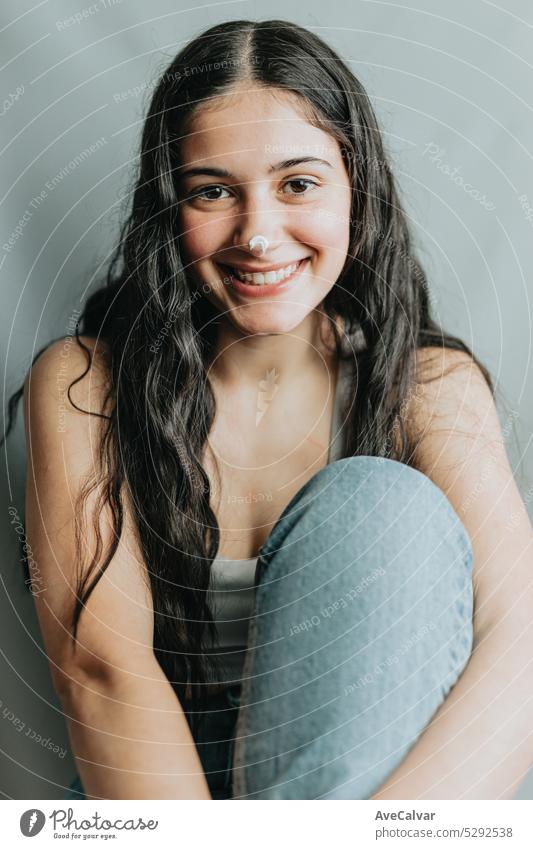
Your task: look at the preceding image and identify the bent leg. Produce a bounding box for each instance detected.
[231,456,474,799]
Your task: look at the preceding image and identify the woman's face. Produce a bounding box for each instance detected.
[176,85,352,336]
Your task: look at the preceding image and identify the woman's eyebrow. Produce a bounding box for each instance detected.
[177,156,333,180]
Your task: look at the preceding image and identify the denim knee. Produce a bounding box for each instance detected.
[258,455,473,587]
[247,453,475,700]
[233,457,475,799]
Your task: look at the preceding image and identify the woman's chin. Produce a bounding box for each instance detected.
[230,308,316,336]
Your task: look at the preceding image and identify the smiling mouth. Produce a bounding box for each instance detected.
[216,258,309,286]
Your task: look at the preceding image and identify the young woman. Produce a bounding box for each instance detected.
[4,19,533,800]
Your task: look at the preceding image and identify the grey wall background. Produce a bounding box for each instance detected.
[1,0,532,799]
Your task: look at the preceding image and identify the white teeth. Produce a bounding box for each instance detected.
[233,261,299,285]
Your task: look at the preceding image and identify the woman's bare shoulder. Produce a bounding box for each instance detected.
[24,333,113,419]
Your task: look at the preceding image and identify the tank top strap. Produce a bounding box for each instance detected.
[327,354,353,464]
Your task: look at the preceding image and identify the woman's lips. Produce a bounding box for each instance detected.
[216,258,310,298]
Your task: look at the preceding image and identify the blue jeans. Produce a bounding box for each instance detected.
[65,456,474,800]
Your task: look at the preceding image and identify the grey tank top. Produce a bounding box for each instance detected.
[208,351,354,685]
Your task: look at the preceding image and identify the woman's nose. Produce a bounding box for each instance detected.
[231,197,283,256]
[248,235,269,255]
[232,228,279,258]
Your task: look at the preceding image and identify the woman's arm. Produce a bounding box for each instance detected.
[24,337,211,800]
[57,660,210,800]
[370,347,533,799]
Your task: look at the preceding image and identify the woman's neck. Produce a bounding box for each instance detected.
[207,310,342,392]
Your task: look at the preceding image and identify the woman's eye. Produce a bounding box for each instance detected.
[188,185,231,202]
[282,179,318,196]
[186,179,318,202]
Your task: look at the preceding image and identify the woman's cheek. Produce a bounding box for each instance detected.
[178,211,221,265]
[295,207,350,258]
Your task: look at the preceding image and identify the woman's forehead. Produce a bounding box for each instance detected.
[178,90,343,173]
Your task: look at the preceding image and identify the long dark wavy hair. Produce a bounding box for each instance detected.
[2,19,493,737]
